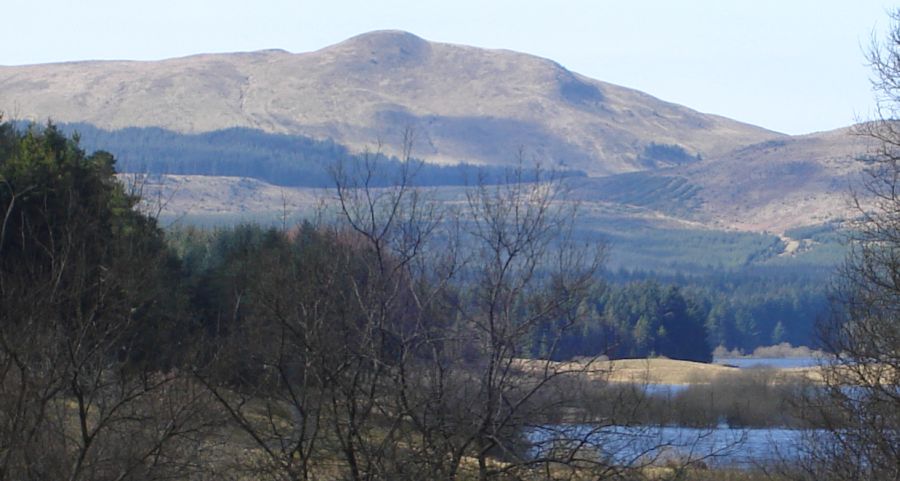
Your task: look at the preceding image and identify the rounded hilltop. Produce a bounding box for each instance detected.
[320,29,433,67]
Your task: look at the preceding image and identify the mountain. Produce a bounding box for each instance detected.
[0,30,782,175]
[0,29,874,268]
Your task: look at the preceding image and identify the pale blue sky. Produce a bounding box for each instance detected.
[3,0,895,135]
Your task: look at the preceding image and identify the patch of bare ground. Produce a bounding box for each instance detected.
[119,173,325,220]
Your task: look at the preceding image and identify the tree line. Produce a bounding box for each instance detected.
[45,122,585,188]
[172,223,827,365]
[610,268,830,351]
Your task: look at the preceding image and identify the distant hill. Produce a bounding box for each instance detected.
[571,126,872,232]
[0,30,781,175]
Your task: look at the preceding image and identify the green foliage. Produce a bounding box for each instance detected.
[610,267,830,351]
[546,281,712,362]
[579,217,842,352]
[544,264,833,359]
[0,121,187,367]
[0,121,208,480]
[599,281,711,361]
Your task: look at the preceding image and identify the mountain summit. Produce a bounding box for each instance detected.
[0,30,782,174]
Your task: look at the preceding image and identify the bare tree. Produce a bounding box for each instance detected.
[195,226,354,481]
[448,163,609,480]
[326,131,464,480]
[796,10,900,481]
[195,132,456,481]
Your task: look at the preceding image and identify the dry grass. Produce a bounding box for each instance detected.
[514,357,826,386]
[603,358,736,385]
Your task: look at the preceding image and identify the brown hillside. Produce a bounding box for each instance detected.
[0,30,781,175]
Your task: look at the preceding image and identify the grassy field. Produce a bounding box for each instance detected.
[515,357,823,385]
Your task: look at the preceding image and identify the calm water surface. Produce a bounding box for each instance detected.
[563,357,826,466]
[531,425,815,467]
[713,357,821,369]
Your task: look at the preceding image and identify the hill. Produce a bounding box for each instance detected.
[0,30,781,175]
[571,126,872,233]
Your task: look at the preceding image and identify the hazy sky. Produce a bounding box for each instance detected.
[3,0,895,135]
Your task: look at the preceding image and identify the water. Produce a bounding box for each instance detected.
[622,357,822,396]
[549,358,827,467]
[640,383,687,396]
[530,425,814,468]
[714,357,820,369]
[607,382,686,396]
